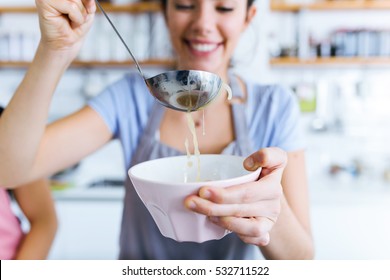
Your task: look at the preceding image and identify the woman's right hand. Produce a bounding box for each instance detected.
[35,0,96,58]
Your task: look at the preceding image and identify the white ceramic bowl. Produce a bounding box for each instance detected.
[128,154,261,243]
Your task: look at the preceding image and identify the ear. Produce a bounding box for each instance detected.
[244,5,257,30]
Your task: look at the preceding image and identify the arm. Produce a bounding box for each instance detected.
[0,0,107,187]
[260,150,314,259]
[12,179,57,260]
[185,147,314,259]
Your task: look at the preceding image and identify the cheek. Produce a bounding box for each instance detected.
[166,16,186,41]
[166,23,180,46]
[223,26,244,49]
[222,18,246,42]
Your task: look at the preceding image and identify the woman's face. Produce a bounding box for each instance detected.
[165,0,256,80]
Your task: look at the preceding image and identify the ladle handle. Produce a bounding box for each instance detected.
[222,82,233,100]
[95,0,145,78]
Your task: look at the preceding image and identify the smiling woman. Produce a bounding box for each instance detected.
[0,0,313,260]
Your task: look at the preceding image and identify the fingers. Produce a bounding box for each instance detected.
[186,193,280,218]
[198,178,282,205]
[82,0,96,14]
[185,192,279,246]
[37,0,94,28]
[60,0,89,27]
[239,232,270,247]
[210,216,274,246]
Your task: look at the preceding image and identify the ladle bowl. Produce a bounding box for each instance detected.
[145,70,228,112]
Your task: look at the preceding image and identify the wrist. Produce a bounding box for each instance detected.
[34,41,78,69]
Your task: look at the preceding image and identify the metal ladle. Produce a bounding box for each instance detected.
[95,0,231,112]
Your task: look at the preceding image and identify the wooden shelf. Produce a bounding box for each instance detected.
[71,59,174,68]
[0,59,175,69]
[270,57,390,66]
[0,2,161,14]
[271,0,390,12]
[0,2,167,69]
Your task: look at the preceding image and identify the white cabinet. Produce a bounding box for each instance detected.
[311,193,390,259]
[48,198,124,260]
[47,140,125,259]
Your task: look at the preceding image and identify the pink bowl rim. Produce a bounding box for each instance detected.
[128,154,261,187]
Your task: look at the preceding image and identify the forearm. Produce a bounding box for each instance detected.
[260,195,314,260]
[14,216,58,260]
[0,43,71,186]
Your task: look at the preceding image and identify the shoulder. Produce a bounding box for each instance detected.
[89,72,154,111]
[106,72,151,101]
[243,77,298,121]
[87,72,154,135]
[246,78,295,106]
[241,77,305,151]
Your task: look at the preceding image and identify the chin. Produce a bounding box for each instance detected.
[181,62,218,73]
[177,56,220,71]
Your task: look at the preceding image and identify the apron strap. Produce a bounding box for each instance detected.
[143,102,165,139]
[228,72,254,155]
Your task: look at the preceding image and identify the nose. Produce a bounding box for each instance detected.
[191,5,215,35]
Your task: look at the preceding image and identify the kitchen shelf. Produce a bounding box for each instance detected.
[0,59,175,69]
[271,0,390,12]
[71,59,174,68]
[0,2,161,14]
[0,2,168,69]
[270,57,390,67]
[269,1,390,67]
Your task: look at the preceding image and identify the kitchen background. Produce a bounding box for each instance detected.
[1,0,390,259]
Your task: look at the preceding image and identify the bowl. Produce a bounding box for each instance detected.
[128,154,261,243]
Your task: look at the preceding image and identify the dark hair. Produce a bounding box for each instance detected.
[160,0,255,11]
[0,106,4,117]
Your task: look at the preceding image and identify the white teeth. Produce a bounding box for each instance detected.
[191,43,216,52]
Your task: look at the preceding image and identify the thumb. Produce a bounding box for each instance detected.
[243,147,287,175]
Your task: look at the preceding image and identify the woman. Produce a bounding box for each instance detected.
[0,0,313,259]
[0,107,57,260]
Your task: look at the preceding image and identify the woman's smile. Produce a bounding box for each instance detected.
[185,39,223,56]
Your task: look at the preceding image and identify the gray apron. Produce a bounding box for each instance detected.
[119,74,260,259]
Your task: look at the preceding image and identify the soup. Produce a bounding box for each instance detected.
[183,83,232,182]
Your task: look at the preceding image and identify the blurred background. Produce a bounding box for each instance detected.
[1,0,390,259]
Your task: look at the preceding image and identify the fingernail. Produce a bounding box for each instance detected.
[209,216,219,223]
[200,189,211,199]
[186,200,196,210]
[244,157,254,168]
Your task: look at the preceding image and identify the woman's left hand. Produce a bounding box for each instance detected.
[184,147,287,246]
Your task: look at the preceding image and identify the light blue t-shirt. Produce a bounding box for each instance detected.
[89,72,305,170]
[88,72,305,259]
